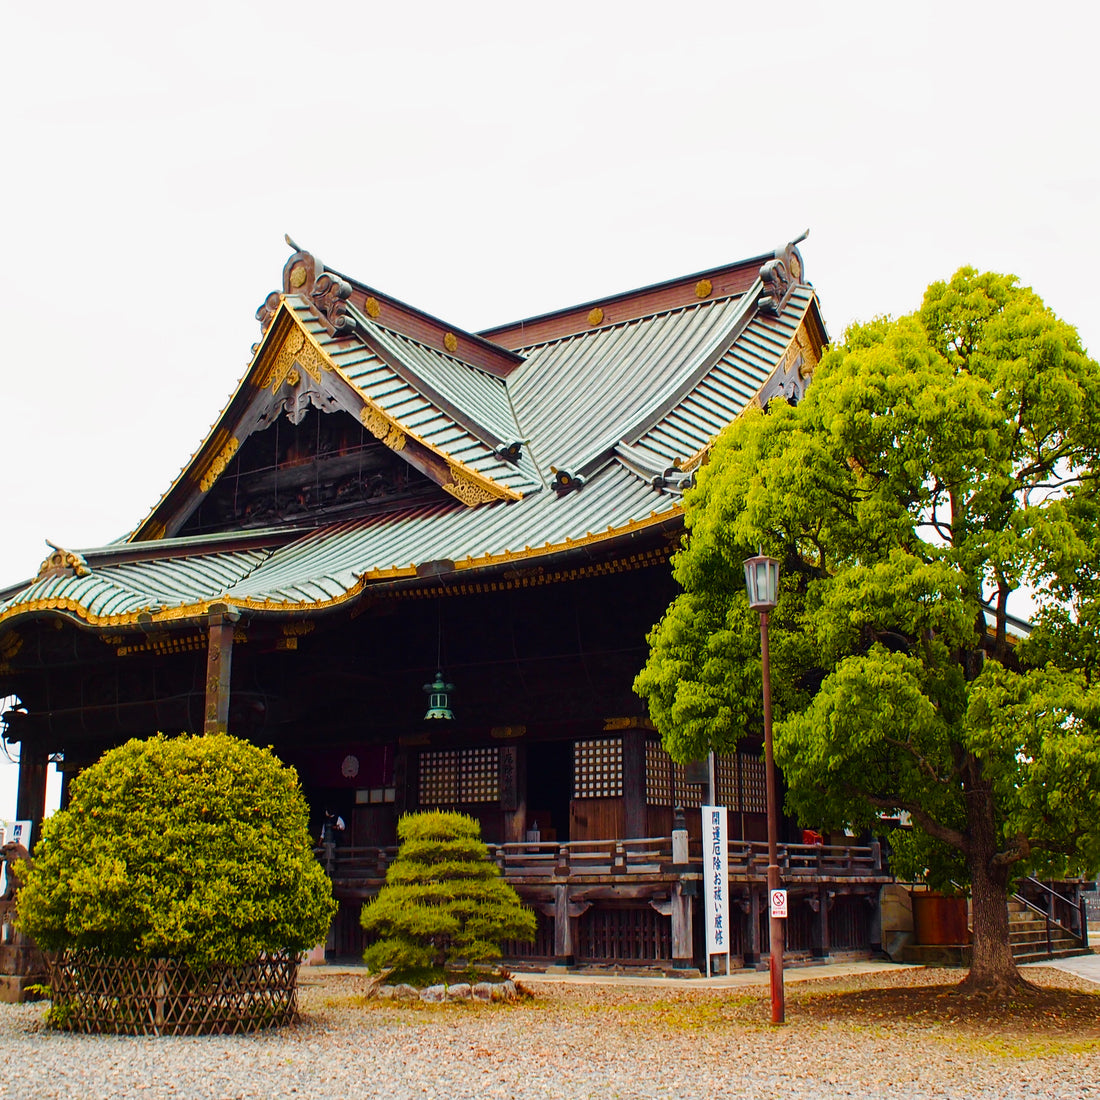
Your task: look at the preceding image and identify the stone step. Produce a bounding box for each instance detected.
[1012,931,1079,942]
[0,974,48,1004]
[1014,948,1091,965]
[1008,920,1048,934]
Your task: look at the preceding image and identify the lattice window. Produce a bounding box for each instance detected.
[674,761,704,809]
[714,753,740,808]
[419,747,499,806]
[458,747,500,803]
[645,741,673,806]
[644,742,726,808]
[574,738,623,798]
[740,752,767,813]
[643,742,706,808]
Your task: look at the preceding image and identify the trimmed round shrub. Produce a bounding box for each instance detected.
[361,811,536,973]
[17,733,336,968]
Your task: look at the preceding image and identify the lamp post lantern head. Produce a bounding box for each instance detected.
[743,553,780,611]
[423,671,456,720]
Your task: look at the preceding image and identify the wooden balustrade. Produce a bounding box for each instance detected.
[318,835,882,893]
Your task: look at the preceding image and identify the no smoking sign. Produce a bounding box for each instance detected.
[770,889,788,919]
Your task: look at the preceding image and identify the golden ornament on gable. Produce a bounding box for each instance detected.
[365,297,381,319]
[359,406,407,451]
[289,264,307,289]
[199,437,240,493]
[588,307,604,327]
[36,547,91,581]
[796,326,820,376]
[261,322,332,393]
[442,462,507,507]
[443,332,458,354]
[695,279,713,299]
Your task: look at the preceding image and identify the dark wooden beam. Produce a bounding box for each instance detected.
[204,606,240,734]
[15,743,48,849]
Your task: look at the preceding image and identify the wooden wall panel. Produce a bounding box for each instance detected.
[570,798,625,841]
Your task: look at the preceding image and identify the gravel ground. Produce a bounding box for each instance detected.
[2,967,1099,1099]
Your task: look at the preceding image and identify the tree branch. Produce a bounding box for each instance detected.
[860,792,969,853]
[881,735,955,786]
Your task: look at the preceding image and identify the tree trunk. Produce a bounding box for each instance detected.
[960,780,1031,995]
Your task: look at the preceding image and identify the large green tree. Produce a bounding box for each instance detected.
[635,268,1100,993]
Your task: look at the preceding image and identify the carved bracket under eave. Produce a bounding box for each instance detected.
[755,318,822,409]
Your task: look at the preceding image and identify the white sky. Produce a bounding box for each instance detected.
[2,0,1099,819]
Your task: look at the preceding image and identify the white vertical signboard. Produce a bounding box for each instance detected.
[0,820,31,847]
[702,804,730,977]
[0,820,32,898]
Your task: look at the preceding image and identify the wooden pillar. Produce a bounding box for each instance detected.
[203,606,239,735]
[812,887,831,959]
[622,729,646,839]
[392,749,410,816]
[670,809,695,969]
[553,883,574,965]
[15,742,48,849]
[744,889,762,964]
[869,889,883,954]
[500,744,526,843]
[671,883,695,969]
[59,767,73,812]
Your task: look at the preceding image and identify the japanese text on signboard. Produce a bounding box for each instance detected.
[702,805,729,959]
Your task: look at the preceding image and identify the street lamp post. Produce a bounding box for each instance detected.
[743,552,785,1025]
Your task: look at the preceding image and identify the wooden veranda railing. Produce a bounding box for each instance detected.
[318,837,885,893]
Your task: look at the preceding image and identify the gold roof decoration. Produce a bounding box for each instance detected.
[37,544,91,582]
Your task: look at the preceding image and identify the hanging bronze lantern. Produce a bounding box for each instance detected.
[423,670,455,721]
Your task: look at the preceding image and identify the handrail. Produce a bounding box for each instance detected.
[315,835,886,888]
[1012,876,1087,951]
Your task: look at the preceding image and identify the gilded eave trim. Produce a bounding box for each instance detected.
[285,305,523,504]
[130,301,522,541]
[129,301,299,542]
[0,506,682,630]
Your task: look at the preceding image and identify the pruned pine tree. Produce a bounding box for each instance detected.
[361,811,536,973]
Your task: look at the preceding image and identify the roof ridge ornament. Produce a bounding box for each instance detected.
[311,272,354,336]
[550,467,585,493]
[37,542,91,581]
[255,237,353,336]
[758,229,810,315]
[492,441,525,464]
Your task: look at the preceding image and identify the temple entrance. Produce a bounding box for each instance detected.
[525,740,572,843]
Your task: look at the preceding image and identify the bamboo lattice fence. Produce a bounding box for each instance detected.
[46,951,300,1035]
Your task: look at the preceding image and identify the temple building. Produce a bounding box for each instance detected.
[0,237,891,968]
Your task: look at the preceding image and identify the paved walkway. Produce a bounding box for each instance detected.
[313,953,1100,989]
[308,958,924,989]
[511,959,920,988]
[1022,951,1100,984]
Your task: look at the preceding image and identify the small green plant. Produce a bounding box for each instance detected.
[361,811,535,977]
[16,733,336,968]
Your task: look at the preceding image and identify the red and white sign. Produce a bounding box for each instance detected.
[770,889,788,919]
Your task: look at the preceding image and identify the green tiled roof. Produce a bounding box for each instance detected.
[0,244,825,628]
